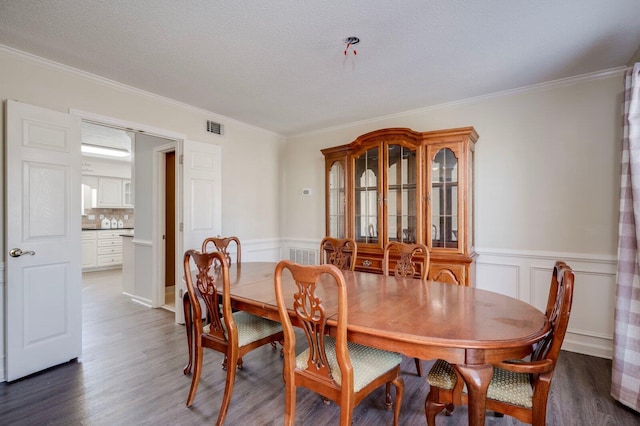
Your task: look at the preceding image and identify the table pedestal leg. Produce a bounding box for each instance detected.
[456,364,493,426]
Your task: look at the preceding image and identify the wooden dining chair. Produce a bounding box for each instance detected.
[424,261,575,426]
[383,241,430,280]
[383,241,430,376]
[183,236,241,375]
[274,260,405,426]
[202,235,241,266]
[183,249,283,426]
[319,237,358,271]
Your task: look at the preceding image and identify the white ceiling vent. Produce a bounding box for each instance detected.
[206,120,223,135]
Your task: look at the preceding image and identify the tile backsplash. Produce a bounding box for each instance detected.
[82,208,135,229]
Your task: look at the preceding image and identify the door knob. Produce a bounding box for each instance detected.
[9,248,36,257]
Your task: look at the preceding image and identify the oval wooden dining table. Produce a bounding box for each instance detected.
[184,261,549,426]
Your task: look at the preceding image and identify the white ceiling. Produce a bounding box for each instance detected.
[1,1,639,136]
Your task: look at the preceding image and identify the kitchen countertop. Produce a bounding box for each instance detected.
[82,227,134,231]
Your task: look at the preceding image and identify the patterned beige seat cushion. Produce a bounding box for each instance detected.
[203,311,282,347]
[426,359,534,409]
[296,336,402,393]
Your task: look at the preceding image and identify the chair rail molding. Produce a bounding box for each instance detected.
[242,238,282,262]
[282,242,617,359]
[476,248,616,359]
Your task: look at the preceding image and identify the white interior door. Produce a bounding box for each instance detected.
[5,100,82,381]
[177,139,221,323]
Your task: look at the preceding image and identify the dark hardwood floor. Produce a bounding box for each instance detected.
[1,269,638,425]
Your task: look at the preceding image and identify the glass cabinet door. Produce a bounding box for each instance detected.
[354,146,380,244]
[387,144,417,243]
[327,161,345,238]
[431,147,458,249]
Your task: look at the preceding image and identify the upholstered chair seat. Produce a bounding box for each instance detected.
[427,359,534,409]
[204,311,282,348]
[296,337,403,393]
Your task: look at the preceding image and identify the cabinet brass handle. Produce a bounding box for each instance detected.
[362,259,372,267]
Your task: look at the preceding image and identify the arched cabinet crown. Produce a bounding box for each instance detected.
[321,127,478,286]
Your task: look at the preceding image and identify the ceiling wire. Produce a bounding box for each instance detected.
[343,36,360,56]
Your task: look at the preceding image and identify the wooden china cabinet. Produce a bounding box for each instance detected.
[321,127,478,286]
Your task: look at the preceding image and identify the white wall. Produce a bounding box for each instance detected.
[0,47,285,380]
[283,70,624,358]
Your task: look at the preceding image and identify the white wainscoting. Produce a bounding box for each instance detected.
[0,243,616,383]
[243,238,283,262]
[476,248,617,359]
[126,238,153,307]
[285,241,617,359]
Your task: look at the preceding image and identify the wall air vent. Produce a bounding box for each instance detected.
[206,120,223,135]
[289,248,318,266]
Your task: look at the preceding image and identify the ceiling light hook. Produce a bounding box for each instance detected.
[343,36,359,56]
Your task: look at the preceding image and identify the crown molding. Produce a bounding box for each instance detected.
[0,43,281,137]
[291,66,627,138]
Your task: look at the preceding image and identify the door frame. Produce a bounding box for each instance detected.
[69,109,186,323]
[152,142,178,311]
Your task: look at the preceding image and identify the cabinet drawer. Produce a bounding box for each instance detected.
[97,238,122,247]
[98,230,122,239]
[82,231,97,241]
[98,245,123,255]
[98,253,122,266]
[355,256,382,272]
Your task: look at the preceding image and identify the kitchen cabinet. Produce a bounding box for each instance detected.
[81,176,98,214]
[82,229,128,270]
[82,231,97,269]
[321,127,478,286]
[98,177,123,208]
[83,176,133,211]
[97,230,124,267]
[122,179,133,207]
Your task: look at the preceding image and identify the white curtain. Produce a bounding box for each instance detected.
[612,63,640,412]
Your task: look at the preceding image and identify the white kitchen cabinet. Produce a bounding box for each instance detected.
[98,177,123,208]
[82,231,97,269]
[82,229,128,270]
[122,179,133,207]
[97,230,124,267]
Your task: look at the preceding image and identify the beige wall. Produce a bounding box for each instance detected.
[0,48,285,248]
[0,48,286,379]
[282,72,623,358]
[284,72,623,256]
[0,44,626,363]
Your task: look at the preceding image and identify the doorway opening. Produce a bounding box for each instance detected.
[74,109,185,323]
